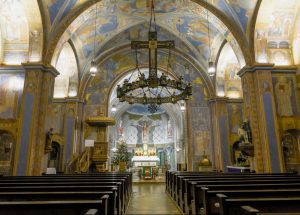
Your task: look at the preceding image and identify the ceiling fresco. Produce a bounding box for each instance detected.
[50,0,246,79]
[209,0,258,33]
[255,0,300,65]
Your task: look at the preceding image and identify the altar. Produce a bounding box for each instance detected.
[131,156,160,167]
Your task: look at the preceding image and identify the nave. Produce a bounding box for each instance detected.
[126,183,180,215]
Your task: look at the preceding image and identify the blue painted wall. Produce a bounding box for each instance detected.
[17,93,34,176]
[220,116,229,171]
[263,92,281,173]
[65,117,74,162]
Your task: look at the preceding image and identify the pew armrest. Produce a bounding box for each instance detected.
[240,205,259,215]
[85,209,98,215]
[100,194,110,215]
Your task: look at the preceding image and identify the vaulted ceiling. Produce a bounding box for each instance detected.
[0,0,299,99]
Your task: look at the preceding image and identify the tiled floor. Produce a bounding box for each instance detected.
[126,183,181,215]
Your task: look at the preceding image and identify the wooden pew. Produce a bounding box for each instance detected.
[241,205,300,215]
[0,191,114,215]
[217,194,300,215]
[183,178,300,214]
[0,198,109,215]
[202,189,300,215]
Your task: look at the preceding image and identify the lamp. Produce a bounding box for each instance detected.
[90,4,98,76]
[206,0,215,77]
[116,0,192,113]
[111,104,117,113]
[180,102,186,112]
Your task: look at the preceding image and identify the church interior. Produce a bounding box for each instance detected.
[0,0,300,214]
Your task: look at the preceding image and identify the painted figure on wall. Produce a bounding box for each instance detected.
[275,77,293,116]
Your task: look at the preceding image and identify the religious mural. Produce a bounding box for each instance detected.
[48,103,66,135]
[0,74,24,119]
[227,103,243,143]
[0,0,42,64]
[216,42,242,98]
[292,13,300,64]
[114,105,174,145]
[255,0,300,65]
[272,75,299,117]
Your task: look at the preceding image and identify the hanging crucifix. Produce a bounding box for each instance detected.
[131,0,175,88]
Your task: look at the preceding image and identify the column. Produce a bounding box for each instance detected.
[64,98,84,167]
[15,63,58,176]
[209,97,230,172]
[238,64,284,173]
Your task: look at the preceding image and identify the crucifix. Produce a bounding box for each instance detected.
[131,0,175,88]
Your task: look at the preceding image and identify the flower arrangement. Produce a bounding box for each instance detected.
[112,138,130,166]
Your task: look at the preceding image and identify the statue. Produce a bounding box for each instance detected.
[238,120,252,144]
[237,120,254,157]
[45,128,53,153]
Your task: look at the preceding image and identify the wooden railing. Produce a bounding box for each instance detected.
[66,149,90,174]
[79,149,90,173]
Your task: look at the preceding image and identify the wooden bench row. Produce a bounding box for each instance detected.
[166,171,300,215]
[0,172,132,215]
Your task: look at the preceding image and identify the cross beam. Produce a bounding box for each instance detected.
[131,31,175,88]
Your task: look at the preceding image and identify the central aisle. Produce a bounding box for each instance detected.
[126,183,181,214]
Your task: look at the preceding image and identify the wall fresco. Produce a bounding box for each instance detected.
[272,75,299,117]
[255,0,300,65]
[0,74,24,119]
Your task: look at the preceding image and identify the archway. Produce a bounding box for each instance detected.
[47,141,63,173]
[107,68,186,181]
[0,130,15,175]
[282,129,300,173]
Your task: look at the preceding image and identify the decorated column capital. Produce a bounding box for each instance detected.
[238,63,274,77]
[22,62,60,77]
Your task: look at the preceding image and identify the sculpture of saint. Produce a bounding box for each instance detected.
[275,77,293,116]
[45,128,53,153]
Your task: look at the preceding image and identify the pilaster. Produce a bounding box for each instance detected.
[209,97,230,171]
[63,98,85,167]
[238,64,284,173]
[15,63,59,176]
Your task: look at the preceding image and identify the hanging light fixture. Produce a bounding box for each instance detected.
[116,0,192,112]
[205,0,215,77]
[90,4,98,76]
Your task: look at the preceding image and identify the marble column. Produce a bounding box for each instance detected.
[15,63,58,176]
[209,97,230,172]
[238,64,284,173]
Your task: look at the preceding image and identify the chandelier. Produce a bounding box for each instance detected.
[117,0,192,112]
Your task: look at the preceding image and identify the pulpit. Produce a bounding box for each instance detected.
[85,117,115,172]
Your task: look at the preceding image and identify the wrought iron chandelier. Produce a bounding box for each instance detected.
[117,0,192,112]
